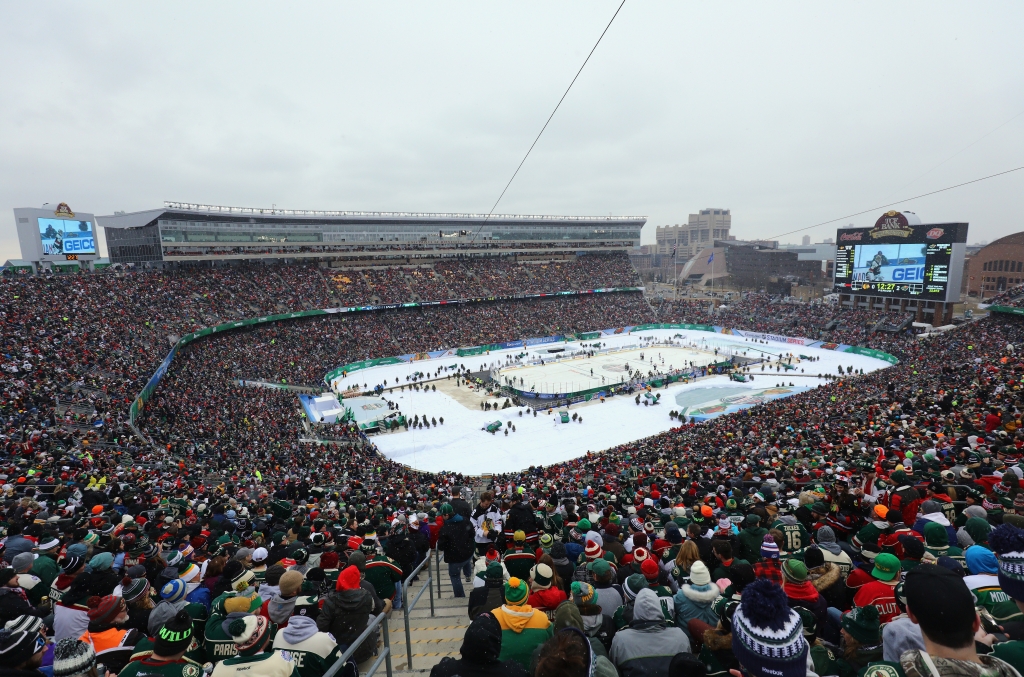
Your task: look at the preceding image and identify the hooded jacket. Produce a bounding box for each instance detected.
[316,587,375,663]
[609,588,691,677]
[673,582,720,643]
[272,615,340,677]
[264,593,298,626]
[429,613,529,677]
[807,563,845,611]
[912,512,957,545]
[490,601,553,670]
[469,577,506,621]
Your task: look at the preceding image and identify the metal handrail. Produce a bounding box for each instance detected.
[401,550,435,670]
[321,610,393,677]
[435,547,443,598]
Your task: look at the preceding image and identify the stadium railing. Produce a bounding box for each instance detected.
[400,549,435,670]
[321,611,393,677]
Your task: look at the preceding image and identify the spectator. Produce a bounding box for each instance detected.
[610,587,691,676]
[490,577,553,670]
[901,565,1018,677]
[429,612,528,677]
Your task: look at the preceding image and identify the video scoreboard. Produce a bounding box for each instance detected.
[833,212,967,302]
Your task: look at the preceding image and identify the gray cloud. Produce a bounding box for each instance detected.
[2,2,1022,261]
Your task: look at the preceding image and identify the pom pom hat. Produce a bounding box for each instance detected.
[504,577,529,606]
[228,615,271,655]
[731,578,808,677]
[990,523,1024,601]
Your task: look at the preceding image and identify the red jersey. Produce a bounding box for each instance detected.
[853,580,900,623]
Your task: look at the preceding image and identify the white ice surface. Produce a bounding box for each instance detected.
[327,329,892,475]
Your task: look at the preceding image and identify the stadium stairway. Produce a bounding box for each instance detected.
[374,556,472,675]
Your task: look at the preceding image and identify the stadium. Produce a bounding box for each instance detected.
[5,199,1024,674]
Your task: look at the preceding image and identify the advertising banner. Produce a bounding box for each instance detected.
[842,345,899,364]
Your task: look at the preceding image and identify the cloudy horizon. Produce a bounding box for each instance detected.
[2,2,1022,262]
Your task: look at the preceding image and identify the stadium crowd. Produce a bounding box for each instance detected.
[2,257,1024,677]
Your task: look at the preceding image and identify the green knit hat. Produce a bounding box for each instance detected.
[577,518,592,532]
[781,559,808,584]
[504,577,529,605]
[841,604,880,644]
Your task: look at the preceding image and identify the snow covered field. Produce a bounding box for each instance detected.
[326,329,893,475]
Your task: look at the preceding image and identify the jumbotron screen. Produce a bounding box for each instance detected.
[39,217,96,257]
[832,212,967,302]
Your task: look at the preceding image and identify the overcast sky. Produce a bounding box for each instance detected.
[2,2,1022,261]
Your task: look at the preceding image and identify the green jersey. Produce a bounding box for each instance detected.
[771,519,810,552]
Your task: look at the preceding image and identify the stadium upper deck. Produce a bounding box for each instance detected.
[98,201,646,265]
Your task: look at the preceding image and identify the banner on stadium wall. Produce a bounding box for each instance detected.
[496,340,525,350]
[632,323,717,332]
[843,345,899,364]
[524,335,563,347]
[324,356,406,382]
[991,305,1024,316]
[576,332,601,340]
[732,329,811,345]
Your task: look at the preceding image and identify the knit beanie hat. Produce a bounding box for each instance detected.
[153,610,194,657]
[335,565,360,591]
[513,530,526,544]
[4,616,43,635]
[160,579,187,603]
[61,556,85,574]
[51,638,95,677]
[231,568,256,593]
[577,518,592,533]
[486,562,504,582]
[760,535,779,560]
[279,570,304,597]
[991,523,1024,601]
[504,577,529,606]
[584,540,603,561]
[87,595,125,625]
[0,630,42,667]
[731,578,808,677]
[804,547,825,569]
[550,542,567,560]
[530,564,553,590]
[689,561,712,586]
[120,576,150,604]
[816,526,837,544]
[781,560,807,584]
[571,581,595,606]
[228,615,271,655]
[641,558,659,582]
[841,604,880,645]
[539,534,553,550]
[88,552,113,572]
[623,574,647,601]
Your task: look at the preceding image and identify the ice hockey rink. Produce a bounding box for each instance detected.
[496,345,719,395]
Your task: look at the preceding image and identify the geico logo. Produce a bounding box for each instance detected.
[64,238,94,252]
[890,267,923,281]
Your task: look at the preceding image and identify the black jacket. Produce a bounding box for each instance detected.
[429,613,529,677]
[503,503,539,541]
[468,580,505,620]
[317,588,375,663]
[0,587,45,626]
[437,516,475,564]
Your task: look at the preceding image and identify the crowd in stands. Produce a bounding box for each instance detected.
[988,284,1024,308]
[3,257,1024,677]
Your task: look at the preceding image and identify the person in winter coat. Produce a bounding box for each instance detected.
[526,563,566,611]
[568,582,615,652]
[672,561,720,646]
[469,563,507,621]
[490,577,553,670]
[262,570,304,627]
[429,612,529,677]
[589,559,623,621]
[813,526,854,578]
[736,514,768,564]
[502,497,539,547]
[549,543,575,597]
[437,504,477,598]
[533,626,618,677]
[780,559,827,631]
[315,566,375,663]
[472,550,508,589]
[0,568,47,628]
[912,500,958,545]
[837,604,883,674]
[804,547,847,612]
[610,587,690,677]
[272,614,341,677]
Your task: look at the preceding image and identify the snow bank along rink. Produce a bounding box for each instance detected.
[327,329,894,475]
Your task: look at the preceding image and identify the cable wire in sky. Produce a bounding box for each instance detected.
[766,164,1024,241]
[469,0,626,243]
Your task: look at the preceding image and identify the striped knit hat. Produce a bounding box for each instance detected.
[584,540,603,561]
[531,563,553,590]
[51,638,95,677]
[731,578,807,677]
[760,535,780,560]
[160,579,187,603]
[504,577,529,606]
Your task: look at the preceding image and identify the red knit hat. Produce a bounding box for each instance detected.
[87,595,125,625]
[320,551,339,569]
[641,557,659,581]
[632,547,650,564]
[584,540,603,561]
[336,565,360,591]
